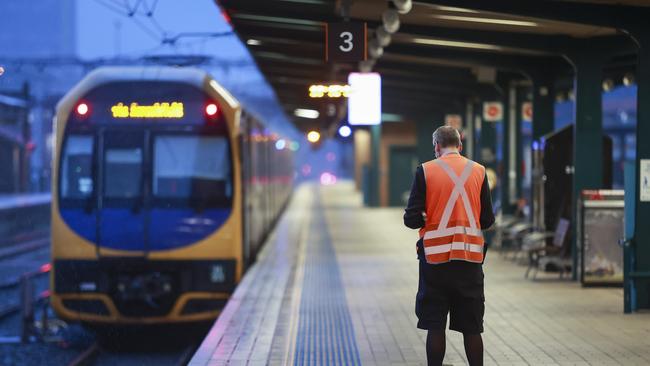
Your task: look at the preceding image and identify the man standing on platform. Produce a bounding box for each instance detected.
[403,126,494,366]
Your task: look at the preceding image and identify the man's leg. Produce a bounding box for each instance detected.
[462,333,483,366]
[426,330,446,366]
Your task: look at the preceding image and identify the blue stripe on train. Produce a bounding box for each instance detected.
[59,208,231,251]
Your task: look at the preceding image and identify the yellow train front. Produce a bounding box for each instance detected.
[51,67,293,324]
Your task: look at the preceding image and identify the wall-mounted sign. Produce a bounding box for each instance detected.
[326,22,367,62]
[522,101,533,122]
[309,84,351,98]
[348,72,381,125]
[483,102,503,122]
[111,102,184,119]
[444,114,462,130]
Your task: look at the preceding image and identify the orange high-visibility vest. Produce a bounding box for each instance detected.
[418,153,486,264]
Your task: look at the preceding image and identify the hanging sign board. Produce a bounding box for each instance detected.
[444,114,462,130]
[326,22,367,62]
[348,72,381,125]
[522,101,533,122]
[641,159,650,202]
[483,102,503,122]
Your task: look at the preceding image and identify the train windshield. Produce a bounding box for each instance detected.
[153,135,231,204]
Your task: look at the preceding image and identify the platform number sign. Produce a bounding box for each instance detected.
[483,102,503,122]
[326,22,367,62]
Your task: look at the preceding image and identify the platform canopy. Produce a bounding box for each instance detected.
[215,0,646,133]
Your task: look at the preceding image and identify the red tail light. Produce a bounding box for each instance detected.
[76,102,89,116]
[206,103,219,116]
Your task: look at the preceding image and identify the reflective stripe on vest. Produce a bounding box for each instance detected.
[421,157,484,264]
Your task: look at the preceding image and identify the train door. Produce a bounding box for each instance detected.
[97,129,148,255]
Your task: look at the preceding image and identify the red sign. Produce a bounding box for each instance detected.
[522,102,533,121]
[483,102,503,122]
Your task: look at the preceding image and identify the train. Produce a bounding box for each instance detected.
[50,67,294,324]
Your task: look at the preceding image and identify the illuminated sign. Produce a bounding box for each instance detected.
[348,72,381,125]
[309,84,351,98]
[111,102,184,118]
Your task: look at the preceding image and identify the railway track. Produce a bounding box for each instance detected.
[0,236,49,260]
[66,342,101,366]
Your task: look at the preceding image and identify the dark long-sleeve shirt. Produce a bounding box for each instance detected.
[403,164,495,260]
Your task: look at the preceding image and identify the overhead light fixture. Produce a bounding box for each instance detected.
[432,15,539,27]
[382,9,400,34]
[368,38,384,59]
[294,108,319,119]
[246,39,262,46]
[376,26,392,47]
[392,0,412,14]
[433,6,479,14]
[623,73,635,86]
[412,38,503,51]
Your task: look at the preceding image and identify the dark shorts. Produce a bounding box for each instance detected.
[415,259,485,334]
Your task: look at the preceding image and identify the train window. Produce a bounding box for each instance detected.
[153,136,231,204]
[104,148,143,198]
[61,135,93,199]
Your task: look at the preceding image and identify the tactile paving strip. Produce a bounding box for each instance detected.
[293,192,361,366]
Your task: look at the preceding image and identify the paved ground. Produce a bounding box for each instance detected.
[192,182,650,365]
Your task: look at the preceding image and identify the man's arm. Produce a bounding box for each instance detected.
[479,175,495,230]
[403,165,426,229]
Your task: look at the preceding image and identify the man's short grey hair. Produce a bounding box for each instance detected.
[432,126,461,148]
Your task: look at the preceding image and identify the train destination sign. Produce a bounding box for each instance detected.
[326,22,367,62]
[111,102,185,118]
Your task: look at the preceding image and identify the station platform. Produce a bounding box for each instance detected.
[190,183,650,366]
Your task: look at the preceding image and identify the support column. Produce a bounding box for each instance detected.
[500,79,515,215]
[570,51,606,279]
[530,73,556,141]
[515,86,527,204]
[368,124,381,207]
[464,98,475,160]
[628,30,650,310]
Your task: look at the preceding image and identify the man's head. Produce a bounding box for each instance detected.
[432,126,462,158]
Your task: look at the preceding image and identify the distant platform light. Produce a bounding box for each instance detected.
[0,66,4,76]
[289,141,300,151]
[295,108,319,119]
[338,125,352,138]
[275,139,286,150]
[206,103,219,116]
[309,84,350,98]
[307,130,321,143]
[76,103,89,116]
[246,39,262,46]
[320,172,337,186]
[623,73,635,86]
[602,79,615,92]
[432,15,538,27]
